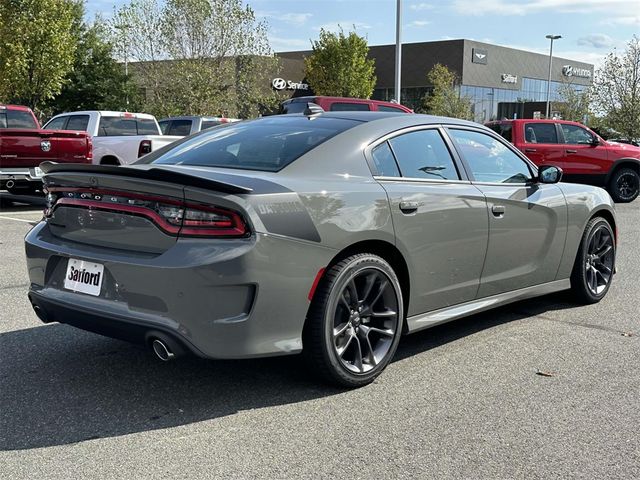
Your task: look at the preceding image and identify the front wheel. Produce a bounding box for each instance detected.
[304,254,404,388]
[608,167,639,203]
[570,217,615,304]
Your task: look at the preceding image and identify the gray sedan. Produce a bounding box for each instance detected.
[26,111,616,387]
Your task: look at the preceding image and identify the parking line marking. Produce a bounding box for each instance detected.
[0,216,38,224]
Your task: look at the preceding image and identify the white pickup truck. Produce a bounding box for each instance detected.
[42,111,182,165]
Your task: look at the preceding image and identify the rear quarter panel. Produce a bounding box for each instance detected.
[555,182,616,279]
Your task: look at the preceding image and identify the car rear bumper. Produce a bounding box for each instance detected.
[0,168,43,186]
[25,221,334,359]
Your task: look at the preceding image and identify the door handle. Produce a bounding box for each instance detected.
[566,149,577,154]
[524,148,537,153]
[399,201,419,214]
[491,205,505,217]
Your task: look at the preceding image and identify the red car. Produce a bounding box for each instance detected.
[487,119,640,202]
[0,105,92,195]
[280,96,413,114]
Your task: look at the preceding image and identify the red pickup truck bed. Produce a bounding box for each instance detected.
[0,105,92,195]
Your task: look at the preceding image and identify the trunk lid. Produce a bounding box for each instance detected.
[41,163,254,254]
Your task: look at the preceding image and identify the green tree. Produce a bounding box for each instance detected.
[421,64,473,120]
[554,82,591,123]
[0,0,77,114]
[113,0,279,118]
[51,14,139,114]
[592,36,640,141]
[304,28,376,98]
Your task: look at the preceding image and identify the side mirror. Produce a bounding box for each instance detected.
[539,165,563,184]
[591,137,600,146]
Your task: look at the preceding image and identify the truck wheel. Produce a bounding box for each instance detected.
[608,167,639,203]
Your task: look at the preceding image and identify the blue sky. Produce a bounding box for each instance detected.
[87,0,639,67]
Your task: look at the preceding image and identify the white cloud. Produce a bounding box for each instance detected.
[268,36,310,52]
[407,20,431,27]
[577,34,615,49]
[603,15,640,26]
[451,0,640,16]
[258,11,313,26]
[410,2,434,10]
[314,21,372,32]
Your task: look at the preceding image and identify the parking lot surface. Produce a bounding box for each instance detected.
[1,192,639,479]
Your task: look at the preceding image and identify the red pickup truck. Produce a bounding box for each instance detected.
[0,105,92,195]
[487,119,640,202]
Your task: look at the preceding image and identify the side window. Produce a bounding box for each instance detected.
[65,115,90,131]
[449,129,532,184]
[7,110,39,129]
[0,113,6,128]
[158,120,170,134]
[388,129,460,180]
[201,120,222,130]
[561,124,594,144]
[44,116,68,130]
[98,117,138,136]
[329,102,370,111]
[370,141,400,177]
[524,123,558,144]
[377,105,405,113]
[168,120,192,136]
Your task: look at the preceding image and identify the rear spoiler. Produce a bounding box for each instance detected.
[39,161,253,195]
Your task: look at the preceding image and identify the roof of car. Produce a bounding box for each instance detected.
[282,110,480,128]
[159,116,236,122]
[53,111,157,120]
[0,104,34,112]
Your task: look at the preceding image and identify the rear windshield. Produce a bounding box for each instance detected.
[201,120,223,130]
[98,116,159,136]
[0,109,38,129]
[280,102,313,114]
[140,116,361,172]
[487,123,512,142]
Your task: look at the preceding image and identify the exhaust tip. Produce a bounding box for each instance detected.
[32,304,52,323]
[6,180,15,189]
[152,339,175,362]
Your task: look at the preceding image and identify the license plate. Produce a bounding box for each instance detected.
[32,167,44,178]
[64,258,104,296]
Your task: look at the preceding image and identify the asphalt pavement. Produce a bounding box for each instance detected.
[1,192,639,479]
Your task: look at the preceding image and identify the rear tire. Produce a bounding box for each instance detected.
[608,167,639,203]
[570,217,615,304]
[304,253,404,388]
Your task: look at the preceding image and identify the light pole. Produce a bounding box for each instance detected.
[545,34,561,119]
[115,23,131,108]
[394,0,402,103]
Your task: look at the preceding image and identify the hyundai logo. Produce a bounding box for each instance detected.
[272,78,287,90]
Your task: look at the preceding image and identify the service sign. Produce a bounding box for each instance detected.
[272,78,309,91]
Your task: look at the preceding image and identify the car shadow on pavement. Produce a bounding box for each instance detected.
[0,291,581,451]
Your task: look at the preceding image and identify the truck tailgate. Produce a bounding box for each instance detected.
[0,129,91,168]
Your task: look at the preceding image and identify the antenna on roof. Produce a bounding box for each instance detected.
[303,102,324,117]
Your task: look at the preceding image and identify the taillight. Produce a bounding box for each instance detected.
[179,206,246,237]
[138,140,152,157]
[44,188,248,238]
[86,136,93,162]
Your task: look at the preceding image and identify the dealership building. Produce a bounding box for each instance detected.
[273,39,594,122]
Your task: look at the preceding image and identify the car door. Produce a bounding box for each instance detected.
[446,127,567,298]
[520,122,564,168]
[559,123,609,176]
[369,126,489,316]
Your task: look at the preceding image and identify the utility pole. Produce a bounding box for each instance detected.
[394,0,402,103]
[115,23,131,109]
[545,34,561,119]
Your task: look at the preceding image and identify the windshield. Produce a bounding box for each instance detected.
[140,116,361,172]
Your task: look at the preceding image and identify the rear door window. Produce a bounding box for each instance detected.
[371,141,400,177]
[388,129,460,180]
[44,116,69,130]
[487,123,513,142]
[329,102,371,111]
[524,123,558,143]
[158,120,170,134]
[65,115,90,131]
